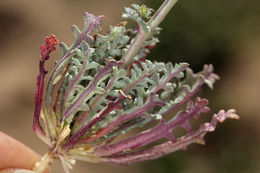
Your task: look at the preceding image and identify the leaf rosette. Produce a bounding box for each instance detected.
[32,3,239,173]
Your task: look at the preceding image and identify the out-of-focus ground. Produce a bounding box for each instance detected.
[0,0,259,173]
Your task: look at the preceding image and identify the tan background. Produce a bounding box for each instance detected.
[0,0,260,173]
[0,0,143,172]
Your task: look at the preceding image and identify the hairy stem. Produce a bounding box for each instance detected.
[121,0,178,68]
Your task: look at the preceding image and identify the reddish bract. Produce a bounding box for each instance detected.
[40,35,58,58]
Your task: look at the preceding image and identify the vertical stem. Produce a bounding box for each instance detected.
[33,126,71,173]
[33,152,53,173]
[121,0,178,68]
[122,28,146,68]
[148,0,178,30]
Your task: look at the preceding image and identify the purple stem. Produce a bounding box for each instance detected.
[45,13,104,108]
[33,56,48,136]
[33,35,58,136]
[53,63,70,115]
[100,109,239,165]
[76,75,117,125]
[124,65,155,92]
[62,47,90,116]
[78,93,165,144]
[73,63,188,144]
[152,63,188,93]
[161,64,219,116]
[64,61,122,118]
[63,93,125,151]
[162,76,205,116]
[94,98,209,156]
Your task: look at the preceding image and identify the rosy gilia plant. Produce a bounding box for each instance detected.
[31,0,239,173]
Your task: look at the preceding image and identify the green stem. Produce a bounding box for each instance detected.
[121,0,178,68]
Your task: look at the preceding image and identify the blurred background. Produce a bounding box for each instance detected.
[0,0,259,172]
